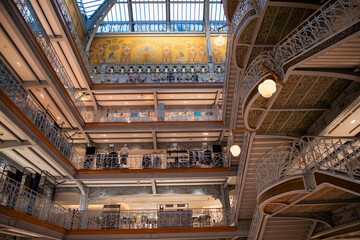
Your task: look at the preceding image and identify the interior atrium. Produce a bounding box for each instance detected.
[0,0,359,239]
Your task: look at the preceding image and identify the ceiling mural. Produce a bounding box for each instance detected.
[89,36,227,64]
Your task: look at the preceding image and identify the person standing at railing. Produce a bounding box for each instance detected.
[120,144,130,166]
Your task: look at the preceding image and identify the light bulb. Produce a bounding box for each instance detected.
[214,35,225,47]
[258,79,276,98]
[230,145,241,157]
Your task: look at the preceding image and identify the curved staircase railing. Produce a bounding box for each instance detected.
[241,0,360,105]
[255,136,360,195]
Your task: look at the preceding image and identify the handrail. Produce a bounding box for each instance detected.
[84,108,222,123]
[254,135,360,167]
[81,153,227,170]
[91,69,225,84]
[70,207,233,230]
[241,0,360,104]
[0,174,233,230]
[0,174,72,228]
[0,60,81,168]
[255,136,360,195]
[12,0,88,119]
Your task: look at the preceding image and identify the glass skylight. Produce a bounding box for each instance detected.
[79,0,104,17]
[132,3,166,21]
[103,1,129,21]
[170,3,204,21]
[79,0,227,33]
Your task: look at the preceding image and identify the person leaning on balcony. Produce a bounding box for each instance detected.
[120,144,130,165]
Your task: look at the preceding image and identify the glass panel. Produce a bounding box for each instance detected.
[209,3,225,21]
[78,0,104,17]
[103,2,129,21]
[170,3,203,21]
[132,3,166,21]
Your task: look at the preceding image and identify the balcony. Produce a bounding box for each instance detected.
[255,136,360,196]
[0,174,234,231]
[90,62,225,84]
[84,109,222,123]
[81,152,227,170]
[0,60,81,168]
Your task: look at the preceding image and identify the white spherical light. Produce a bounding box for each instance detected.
[214,35,225,47]
[230,144,241,157]
[258,79,276,98]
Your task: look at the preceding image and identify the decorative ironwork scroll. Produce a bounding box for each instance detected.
[255,136,360,195]
[241,0,360,104]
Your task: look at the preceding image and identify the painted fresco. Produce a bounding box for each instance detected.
[89,37,208,64]
[65,0,85,43]
[210,36,227,63]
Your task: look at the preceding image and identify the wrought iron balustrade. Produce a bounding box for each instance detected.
[248,206,262,240]
[0,61,81,168]
[84,108,222,123]
[90,62,225,84]
[255,136,360,195]
[229,132,250,223]
[0,175,232,230]
[82,153,227,170]
[0,174,72,228]
[242,0,360,103]
[56,0,92,73]
[12,0,87,118]
[230,0,264,35]
[70,207,232,230]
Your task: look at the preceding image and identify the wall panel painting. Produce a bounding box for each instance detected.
[89,37,208,64]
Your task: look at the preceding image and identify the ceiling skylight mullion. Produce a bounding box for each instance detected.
[115,4,119,21]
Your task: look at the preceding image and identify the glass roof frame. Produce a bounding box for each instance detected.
[78,0,227,33]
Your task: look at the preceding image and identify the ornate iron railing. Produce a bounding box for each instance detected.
[70,208,232,230]
[0,174,72,228]
[229,132,250,223]
[84,108,222,123]
[56,0,92,73]
[82,153,227,170]
[0,61,81,168]
[242,0,360,103]
[255,136,360,195]
[230,0,264,36]
[0,174,233,230]
[13,0,87,118]
[248,206,262,240]
[91,62,225,84]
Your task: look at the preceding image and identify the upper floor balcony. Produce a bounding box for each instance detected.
[0,172,236,236]
[255,136,360,196]
[90,62,225,84]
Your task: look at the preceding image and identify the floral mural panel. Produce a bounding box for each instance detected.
[89,36,224,64]
[65,0,85,42]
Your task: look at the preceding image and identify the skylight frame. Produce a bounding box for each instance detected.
[80,0,228,33]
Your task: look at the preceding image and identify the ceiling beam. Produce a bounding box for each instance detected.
[292,68,360,82]
[0,122,22,143]
[83,124,226,132]
[22,81,52,89]
[0,140,32,150]
[84,0,118,51]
